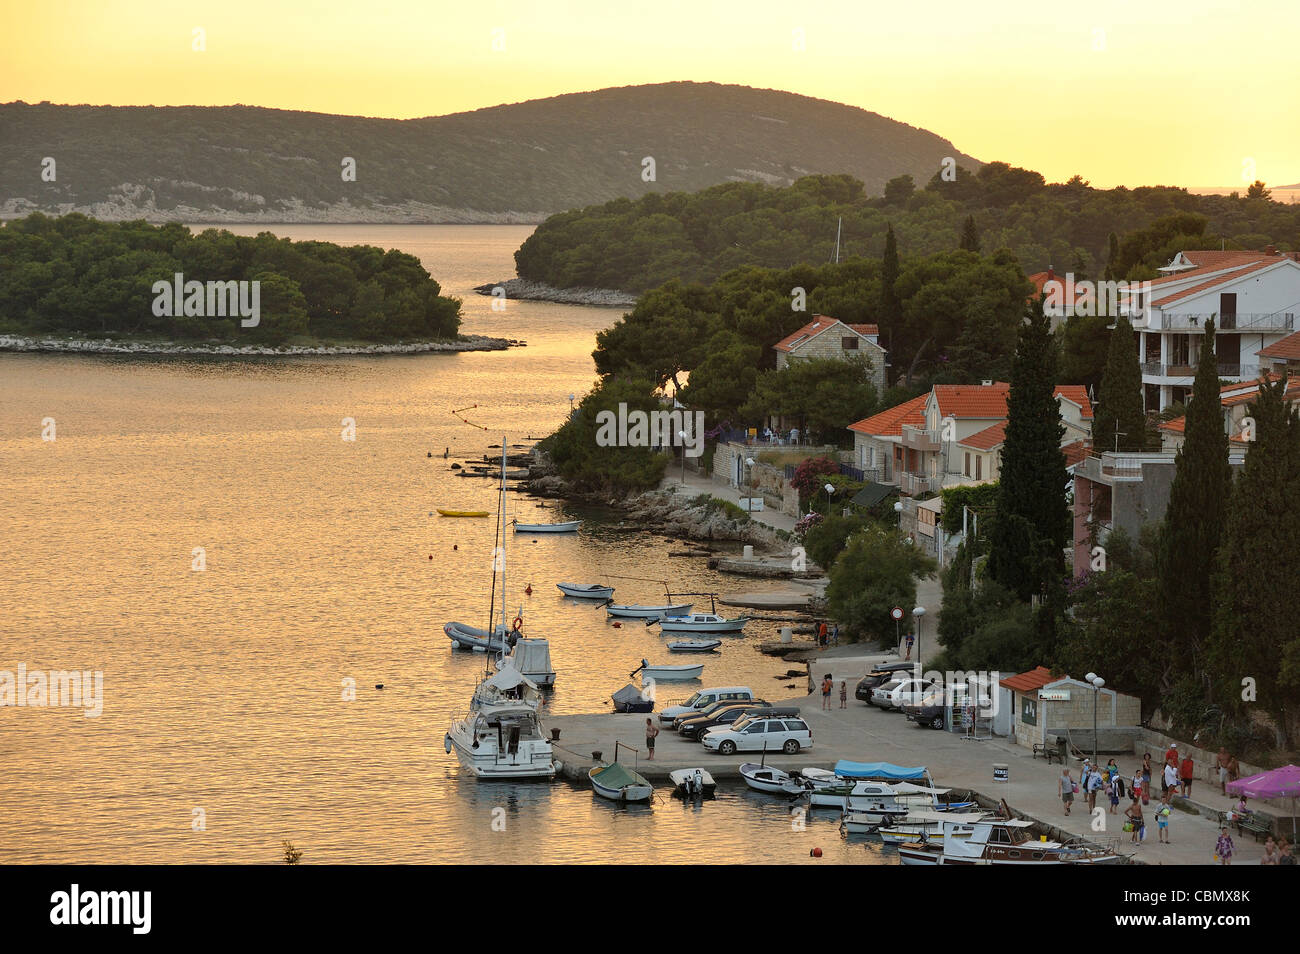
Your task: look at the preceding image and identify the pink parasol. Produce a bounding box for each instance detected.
[1227,764,1300,840]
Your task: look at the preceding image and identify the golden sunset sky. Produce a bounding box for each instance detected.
[3,0,1297,190]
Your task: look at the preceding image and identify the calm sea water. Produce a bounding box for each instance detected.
[0,224,891,864]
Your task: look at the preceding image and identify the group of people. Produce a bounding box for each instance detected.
[757,426,801,445]
[820,674,847,710]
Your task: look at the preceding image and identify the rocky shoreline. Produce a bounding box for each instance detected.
[473,278,637,308]
[0,333,519,357]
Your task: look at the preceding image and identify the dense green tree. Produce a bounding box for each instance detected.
[1206,374,1300,745]
[802,512,874,571]
[880,224,902,337]
[1155,321,1232,682]
[1092,318,1146,452]
[1058,315,1111,395]
[540,377,669,494]
[986,302,1070,616]
[959,215,981,252]
[883,174,916,205]
[740,355,878,443]
[826,530,935,644]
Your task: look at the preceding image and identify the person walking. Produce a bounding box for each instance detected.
[1162,759,1179,805]
[1059,768,1075,816]
[1125,798,1145,844]
[821,674,833,710]
[1179,753,1195,797]
[831,623,839,646]
[839,680,848,709]
[904,631,914,660]
[1217,747,1232,795]
[1215,827,1234,865]
[1130,769,1143,806]
[1156,803,1172,843]
[1086,766,1101,813]
[645,718,659,760]
[1141,753,1153,805]
[818,621,828,650]
[1106,773,1119,815]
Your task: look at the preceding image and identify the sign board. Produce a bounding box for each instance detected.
[1039,689,1072,701]
[1020,697,1038,726]
[739,497,764,512]
[890,607,904,621]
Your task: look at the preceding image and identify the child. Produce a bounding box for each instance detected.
[1157,804,1172,843]
[839,680,847,709]
[1215,827,1234,865]
[1106,774,1119,814]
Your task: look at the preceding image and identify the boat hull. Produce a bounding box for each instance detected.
[589,766,654,803]
[435,509,489,517]
[641,664,703,681]
[667,640,721,653]
[557,583,615,600]
[514,521,580,533]
[739,763,806,796]
[669,769,717,798]
[657,617,750,633]
[607,603,693,619]
[444,728,555,780]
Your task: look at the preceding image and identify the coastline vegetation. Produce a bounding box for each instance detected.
[0,213,462,346]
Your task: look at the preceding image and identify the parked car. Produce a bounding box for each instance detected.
[701,715,813,755]
[659,687,756,724]
[855,663,921,701]
[669,696,762,730]
[679,703,793,739]
[870,677,935,711]
[905,689,991,729]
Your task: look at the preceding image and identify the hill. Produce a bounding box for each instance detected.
[0,83,979,224]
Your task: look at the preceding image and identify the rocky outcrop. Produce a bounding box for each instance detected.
[473,279,636,308]
[621,490,786,550]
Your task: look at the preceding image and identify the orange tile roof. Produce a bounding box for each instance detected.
[1259,331,1300,361]
[1159,416,1186,433]
[1054,385,1094,419]
[1061,440,1091,468]
[1151,260,1277,307]
[1000,666,1059,692]
[1027,269,1091,304]
[933,383,1010,419]
[848,394,928,437]
[1146,250,1279,288]
[957,421,1006,451]
[774,315,879,353]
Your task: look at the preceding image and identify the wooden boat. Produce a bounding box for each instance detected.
[514,520,580,533]
[633,659,703,681]
[655,613,750,634]
[436,509,489,517]
[669,768,717,799]
[607,602,693,619]
[589,761,654,803]
[556,582,615,600]
[873,811,987,844]
[739,762,806,797]
[897,819,1126,866]
[668,639,722,653]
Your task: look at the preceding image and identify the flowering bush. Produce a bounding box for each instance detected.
[794,512,824,537]
[789,456,839,498]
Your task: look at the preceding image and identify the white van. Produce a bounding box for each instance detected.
[659,687,756,724]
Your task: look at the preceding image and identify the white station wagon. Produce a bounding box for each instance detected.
[701,715,813,755]
[659,686,756,724]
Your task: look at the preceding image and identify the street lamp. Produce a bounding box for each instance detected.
[912,606,926,679]
[894,499,904,532]
[1085,672,1106,768]
[679,430,689,484]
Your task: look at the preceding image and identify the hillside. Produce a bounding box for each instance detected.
[0,83,979,223]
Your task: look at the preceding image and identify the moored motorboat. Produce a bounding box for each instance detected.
[557,582,615,600]
[655,613,750,634]
[494,637,556,687]
[436,509,489,517]
[611,682,654,713]
[444,620,514,653]
[667,639,721,653]
[607,602,693,619]
[445,671,554,779]
[514,520,580,533]
[739,762,806,796]
[669,768,717,799]
[897,818,1126,866]
[873,811,987,844]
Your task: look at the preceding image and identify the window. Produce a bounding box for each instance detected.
[964,452,971,476]
[786,721,808,732]
[744,723,764,734]
[842,337,859,350]
[976,455,982,480]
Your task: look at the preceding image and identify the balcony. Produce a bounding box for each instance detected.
[1141,363,1260,379]
[899,425,940,451]
[902,472,941,496]
[1155,312,1297,332]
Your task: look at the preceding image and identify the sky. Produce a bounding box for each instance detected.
[3,0,1298,190]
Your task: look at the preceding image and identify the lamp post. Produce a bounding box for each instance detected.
[894,499,904,533]
[1085,672,1105,768]
[912,606,926,680]
[567,393,575,417]
[679,429,688,485]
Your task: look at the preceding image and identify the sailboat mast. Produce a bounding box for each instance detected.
[500,437,508,634]
[834,216,842,264]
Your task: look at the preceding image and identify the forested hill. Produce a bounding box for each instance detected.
[0,83,979,224]
[514,167,1300,292]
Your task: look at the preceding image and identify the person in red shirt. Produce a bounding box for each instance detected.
[1180,755,1195,796]
[1165,743,1178,765]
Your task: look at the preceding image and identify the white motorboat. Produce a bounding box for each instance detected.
[514,520,580,533]
[898,818,1126,866]
[444,672,554,779]
[669,768,717,799]
[607,602,693,619]
[667,639,721,653]
[556,582,615,600]
[873,811,988,844]
[739,762,806,796]
[494,638,556,687]
[633,659,703,682]
[655,613,750,634]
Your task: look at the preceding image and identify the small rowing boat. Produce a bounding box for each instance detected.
[633,659,703,681]
[667,639,722,653]
[436,509,489,517]
[557,582,615,600]
[514,520,581,533]
[607,602,693,619]
[669,768,716,799]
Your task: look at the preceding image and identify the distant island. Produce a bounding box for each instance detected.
[0,83,979,223]
[0,214,506,354]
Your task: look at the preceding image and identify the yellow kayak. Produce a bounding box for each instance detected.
[436,509,489,517]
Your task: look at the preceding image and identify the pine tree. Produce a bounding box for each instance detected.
[959,215,981,253]
[987,302,1070,609]
[1092,318,1146,452]
[1155,320,1232,679]
[1206,373,1300,746]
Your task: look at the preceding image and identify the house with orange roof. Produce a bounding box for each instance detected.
[1156,374,1300,452]
[1259,329,1300,374]
[1118,247,1300,411]
[848,382,1092,494]
[772,314,887,394]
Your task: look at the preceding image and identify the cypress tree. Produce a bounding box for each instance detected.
[880,224,902,356]
[959,215,981,253]
[987,302,1070,607]
[1104,232,1120,280]
[1155,320,1232,677]
[1092,318,1146,452]
[1207,374,1300,745]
